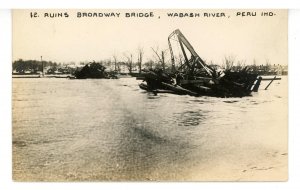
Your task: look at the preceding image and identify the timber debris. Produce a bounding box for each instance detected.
[139,29,274,97]
[74,61,118,79]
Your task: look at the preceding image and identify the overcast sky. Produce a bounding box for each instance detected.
[13,9,287,66]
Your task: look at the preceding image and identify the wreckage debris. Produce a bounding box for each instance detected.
[74,62,118,79]
[140,69,261,97]
[139,29,277,98]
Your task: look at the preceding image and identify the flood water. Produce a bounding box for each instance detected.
[12,77,288,181]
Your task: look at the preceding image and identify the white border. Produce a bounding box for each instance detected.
[287,9,300,187]
[1,0,300,9]
[0,8,13,189]
[1,4,300,190]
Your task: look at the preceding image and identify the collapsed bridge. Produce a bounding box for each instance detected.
[139,29,278,98]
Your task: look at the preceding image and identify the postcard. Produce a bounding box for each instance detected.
[12,9,288,181]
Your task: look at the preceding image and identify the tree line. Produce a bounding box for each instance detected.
[12,53,287,76]
[12,59,60,74]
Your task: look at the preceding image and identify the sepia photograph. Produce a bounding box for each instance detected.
[12,9,288,181]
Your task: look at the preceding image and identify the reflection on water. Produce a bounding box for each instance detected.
[12,77,288,181]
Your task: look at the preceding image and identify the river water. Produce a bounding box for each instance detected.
[12,76,288,181]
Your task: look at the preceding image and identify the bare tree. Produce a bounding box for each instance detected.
[236,59,246,71]
[177,53,183,69]
[123,52,133,73]
[137,47,144,73]
[144,59,154,70]
[151,46,168,71]
[251,58,258,73]
[222,55,236,71]
[112,54,118,72]
[264,59,271,74]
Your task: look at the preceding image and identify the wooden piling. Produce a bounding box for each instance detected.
[265,76,277,90]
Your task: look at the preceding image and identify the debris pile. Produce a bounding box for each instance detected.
[139,29,263,97]
[74,62,118,79]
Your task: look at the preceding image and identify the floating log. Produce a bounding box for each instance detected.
[152,89,178,94]
[180,79,206,85]
[195,85,212,92]
[136,76,145,80]
[261,77,281,81]
[161,82,198,96]
[139,83,177,94]
[139,83,149,90]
